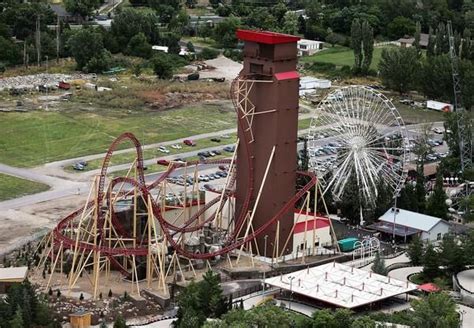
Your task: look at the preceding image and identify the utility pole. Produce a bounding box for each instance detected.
[447,21,472,171]
[56,15,60,63]
[36,15,41,67]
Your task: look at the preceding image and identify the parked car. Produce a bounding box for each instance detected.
[73,163,85,171]
[171,144,182,149]
[213,150,221,155]
[220,134,231,139]
[223,146,235,152]
[211,138,221,143]
[157,159,169,166]
[158,146,170,153]
[218,165,228,171]
[184,139,196,146]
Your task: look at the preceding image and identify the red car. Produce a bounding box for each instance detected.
[183,139,196,146]
[157,159,169,166]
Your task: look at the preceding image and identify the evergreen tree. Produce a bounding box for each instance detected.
[9,306,24,328]
[435,22,449,55]
[351,18,362,73]
[426,174,448,219]
[422,243,441,280]
[398,183,419,212]
[361,20,374,74]
[427,27,435,57]
[371,252,388,275]
[407,235,424,266]
[440,234,466,275]
[113,315,127,328]
[108,289,113,297]
[415,167,427,214]
[413,21,421,54]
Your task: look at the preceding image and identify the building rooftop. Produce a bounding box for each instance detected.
[264,262,417,308]
[236,29,300,45]
[0,267,28,282]
[379,208,445,232]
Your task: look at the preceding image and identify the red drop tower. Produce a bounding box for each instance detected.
[234,30,300,257]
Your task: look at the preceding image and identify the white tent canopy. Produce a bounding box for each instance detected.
[264,262,417,308]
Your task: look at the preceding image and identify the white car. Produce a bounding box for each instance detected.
[171,144,182,149]
[432,127,444,134]
[158,146,170,153]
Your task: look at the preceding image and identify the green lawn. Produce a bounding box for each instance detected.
[300,45,394,70]
[68,118,313,173]
[0,103,236,168]
[0,174,50,201]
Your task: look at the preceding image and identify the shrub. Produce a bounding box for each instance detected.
[199,47,220,60]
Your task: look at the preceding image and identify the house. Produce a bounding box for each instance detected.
[397,33,430,48]
[0,267,28,293]
[370,208,450,242]
[297,39,324,56]
[299,76,331,96]
[293,210,332,256]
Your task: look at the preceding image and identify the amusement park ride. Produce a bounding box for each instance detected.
[33,30,410,300]
[35,30,334,299]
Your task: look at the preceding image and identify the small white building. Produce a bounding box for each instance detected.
[426,100,453,112]
[297,39,324,56]
[373,208,450,242]
[299,76,331,96]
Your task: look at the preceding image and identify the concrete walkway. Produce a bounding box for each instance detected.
[457,269,474,293]
[388,266,423,282]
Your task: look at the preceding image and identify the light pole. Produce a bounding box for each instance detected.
[288,276,295,310]
[263,235,268,294]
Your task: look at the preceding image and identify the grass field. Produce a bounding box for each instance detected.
[299,46,394,70]
[0,174,50,201]
[0,103,236,168]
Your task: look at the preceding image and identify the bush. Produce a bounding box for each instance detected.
[151,53,174,79]
[125,32,152,58]
[199,47,220,60]
[84,50,113,73]
[223,49,243,62]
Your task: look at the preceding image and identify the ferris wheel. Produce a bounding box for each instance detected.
[306,85,410,204]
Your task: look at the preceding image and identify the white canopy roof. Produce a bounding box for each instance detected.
[0,267,28,282]
[379,208,446,232]
[264,262,417,308]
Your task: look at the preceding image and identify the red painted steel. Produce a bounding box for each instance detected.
[236,29,300,44]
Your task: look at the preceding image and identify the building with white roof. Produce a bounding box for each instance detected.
[370,208,450,242]
[264,262,417,308]
[0,266,28,293]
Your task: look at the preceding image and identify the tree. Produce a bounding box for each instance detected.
[68,28,106,71]
[410,293,460,328]
[387,16,415,39]
[84,49,112,73]
[415,168,427,214]
[151,53,174,79]
[108,289,113,297]
[186,41,195,53]
[398,183,419,211]
[426,174,448,219]
[413,21,421,53]
[282,11,298,35]
[0,36,22,66]
[312,309,336,328]
[407,235,424,265]
[351,316,377,328]
[361,20,374,73]
[113,315,128,328]
[439,234,466,275]
[351,18,363,73]
[64,0,100,20]
[212,17,240,48]
[126,32,152,58]
[378,47,420,94]
[371,251,388,275]
[422,243,441,279]
[9,307,24,328]
[111,8,160,49]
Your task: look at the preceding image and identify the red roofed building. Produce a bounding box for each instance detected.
[292,211,332,257]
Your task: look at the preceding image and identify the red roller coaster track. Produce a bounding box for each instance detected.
[52,75,317,265]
